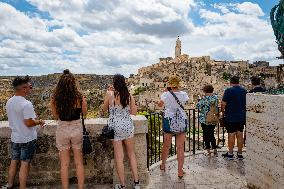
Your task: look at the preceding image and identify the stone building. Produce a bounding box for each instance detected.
[130,37,282,111]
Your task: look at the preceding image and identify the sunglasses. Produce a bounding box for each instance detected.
[22,84,33,90]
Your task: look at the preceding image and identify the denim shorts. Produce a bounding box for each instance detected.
[11,139,37,162]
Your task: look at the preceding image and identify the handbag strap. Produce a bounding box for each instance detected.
[169,91,185,110]
[81,97,87,133]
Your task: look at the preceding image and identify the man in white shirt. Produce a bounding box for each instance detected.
[5,76,44,189]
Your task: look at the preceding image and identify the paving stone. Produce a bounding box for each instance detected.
[146,152,247,189]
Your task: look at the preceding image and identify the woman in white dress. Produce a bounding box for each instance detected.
[101,74,140,189]
[158,75,189,179]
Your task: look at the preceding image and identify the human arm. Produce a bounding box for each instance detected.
[220,90,229,117]
[158,92,166,108]
[23,102,44,127]
[101,92,111,113]
[220,101,226,117]
[196,98,203,109]
[81,96,87,116]
[24,119,44,127]
[129,95,137,115]
[50,98,59,120]
[158,100,164,107]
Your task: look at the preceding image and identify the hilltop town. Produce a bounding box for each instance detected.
[129,37,284,110]
[1,37,284,120]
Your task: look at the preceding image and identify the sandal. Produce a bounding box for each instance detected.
[160,164,165,172]
[213,149,218,157]
[204,151,211,157]
[178,170,186,179]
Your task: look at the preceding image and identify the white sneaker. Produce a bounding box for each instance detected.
[133,183,141,189]
[114,184,126,189]
[1,184,13,189]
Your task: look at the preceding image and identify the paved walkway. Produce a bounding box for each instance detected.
[147,151,247,189]
[7,151,246,189]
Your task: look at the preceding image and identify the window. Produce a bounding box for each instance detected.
[142,83,144,86]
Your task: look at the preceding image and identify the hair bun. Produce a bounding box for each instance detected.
[63,69,70,74]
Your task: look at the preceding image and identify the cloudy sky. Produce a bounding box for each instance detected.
[0,0,282,76]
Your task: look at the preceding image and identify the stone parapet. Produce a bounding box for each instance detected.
[0,115,148,188]
[246,94,284,189]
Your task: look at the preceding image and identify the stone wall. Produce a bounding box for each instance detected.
[0,116,148,187]
[246,94,284,189]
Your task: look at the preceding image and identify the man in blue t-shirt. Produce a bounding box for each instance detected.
[221,76,246,160]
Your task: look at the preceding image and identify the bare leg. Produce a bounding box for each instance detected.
[113,141,125,186]
[19,161,29,189]
[124,138,139,182]
[236,131,244,154]
[228,133,236,154]
[176,133,186,176]
[161,133,172,168]
[73,148,85,189]
[59,149,70,189]
[8,160,18,187]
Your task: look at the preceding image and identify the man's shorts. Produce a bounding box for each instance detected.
[11,139,37,162]
[225,122,245,133]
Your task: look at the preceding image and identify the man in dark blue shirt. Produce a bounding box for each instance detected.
[221,76,246,160]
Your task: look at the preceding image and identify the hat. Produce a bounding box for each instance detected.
[167,75,181,88]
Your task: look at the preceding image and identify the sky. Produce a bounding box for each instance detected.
[0,0,282,76]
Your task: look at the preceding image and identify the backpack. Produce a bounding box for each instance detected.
[205,101,219,125]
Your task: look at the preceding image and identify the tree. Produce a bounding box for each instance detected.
[133,87,146,96]
[222,72,231,81]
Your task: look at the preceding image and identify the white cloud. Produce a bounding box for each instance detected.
[183,2,279,65]
[207,46,235,60]
[236,2,265,17]
[0,1,281,76]
[27,0,195,37]
[213,4,230,14]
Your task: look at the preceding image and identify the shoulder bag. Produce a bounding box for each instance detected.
[81,100,92,155]
[101,93,115,139]
[168,91,188,133]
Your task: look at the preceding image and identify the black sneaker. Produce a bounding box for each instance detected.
[222,152,234,160]
[237,153,244,160]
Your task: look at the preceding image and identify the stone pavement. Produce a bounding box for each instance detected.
[4,151,247,189]
[147,151,247,189]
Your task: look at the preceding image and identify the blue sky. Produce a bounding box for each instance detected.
[0,0,282,75]
[190,0,279,25]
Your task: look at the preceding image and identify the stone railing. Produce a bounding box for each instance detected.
[0,115,148,188]
[246,94,284,189]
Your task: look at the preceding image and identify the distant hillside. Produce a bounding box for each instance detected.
[0,74,113,121]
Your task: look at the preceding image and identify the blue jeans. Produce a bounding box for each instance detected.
[11,139,37,162]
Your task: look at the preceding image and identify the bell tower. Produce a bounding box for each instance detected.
[175,36,181,58]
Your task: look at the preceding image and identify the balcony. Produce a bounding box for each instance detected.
[0,93,283,189]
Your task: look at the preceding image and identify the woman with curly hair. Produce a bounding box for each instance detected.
[50,69,87,189]
[101,74,140,189]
